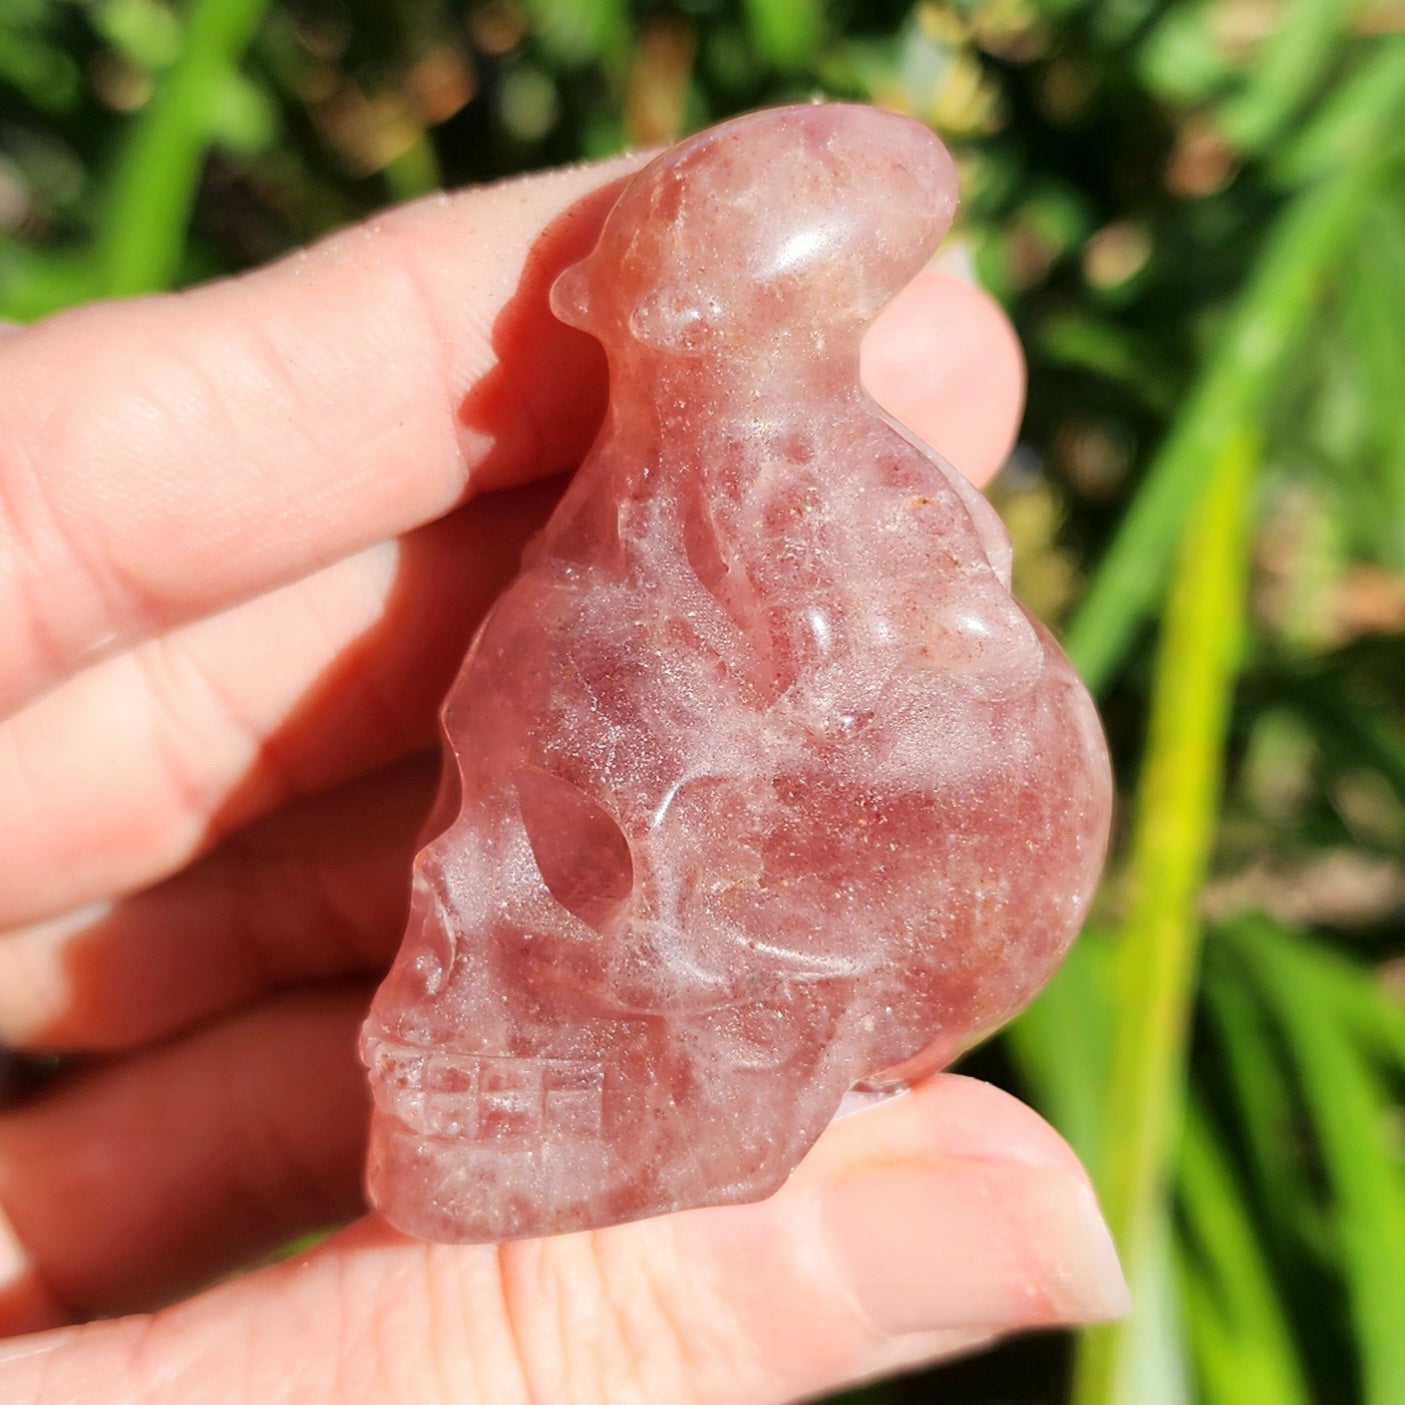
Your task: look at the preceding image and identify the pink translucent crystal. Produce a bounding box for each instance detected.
[361,103,1112,1243]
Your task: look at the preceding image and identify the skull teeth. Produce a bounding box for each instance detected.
[366,1040,606,1146]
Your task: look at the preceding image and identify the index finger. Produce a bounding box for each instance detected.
[0,154,645,715]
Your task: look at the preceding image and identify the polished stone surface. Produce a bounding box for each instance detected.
[361,103,1112,1243]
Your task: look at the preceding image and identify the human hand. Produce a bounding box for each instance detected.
[0,150,1126,1404]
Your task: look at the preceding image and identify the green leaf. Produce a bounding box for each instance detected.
[1231,916,1405,1074]
[1284,668,1405,817]
[1006,929,1114,1174]
[1217,0,1350,154]
[1234,919,1405,1405]
[0,240,101,323]
[1072,425,1258,1405]
[206,67,279,156]
[1340,196,1405,567]
[93,0,185,71]
[0,21,82,112]
[1137,1,1234,105]
[1064,43,1405,694]
[1114,1211,1192,1405]
[1033,312,1177,414]
[382,133,442,204]
[741,0,826,72]
[1202,944,1332,1261]
[1275,35,1405,185]
[96,0,274,296]
[1176,1096,1313,1405]
[521,0,630,68]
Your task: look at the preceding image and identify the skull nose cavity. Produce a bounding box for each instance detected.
[513,767,635,930]
[405,873,453,995]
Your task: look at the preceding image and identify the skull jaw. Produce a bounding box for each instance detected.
[365,1107,809,1242]
[363,1040,853,1242]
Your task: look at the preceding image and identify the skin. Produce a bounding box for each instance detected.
[0,150,1125,1405]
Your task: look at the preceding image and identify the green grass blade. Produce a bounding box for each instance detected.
[1342,196,1405,567]
[1232,915,1405,1073]
[0,240,102,322]
[522,0,630,67]
[1032,313,1177,415]
[1071,424,1258,1405]
[1176,1095,1313,1405]
[1287,668,1405,814]
[1064,45,1405,693]
[1233,919,1405,1405]
[1217,0,1350,154]
[1117,1213,1192,1405]
[96,0,273,296]
[1005,931,1114,1174]
[741,0,826,71]
[1275,36,1405,185]
[1011,938,1191,1405]
[1202,944,1331,1260]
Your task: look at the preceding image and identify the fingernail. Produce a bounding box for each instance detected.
[0,905,109,1048]
[0,1096,30,1302]
[0,1206,30,1297]
[0,1205,69,1338]
[933,239,978,285]
[823,1160,1130,1338]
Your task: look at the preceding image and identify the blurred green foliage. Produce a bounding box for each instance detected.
[3,1,1404,1402]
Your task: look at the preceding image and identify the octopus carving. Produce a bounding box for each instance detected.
[361,103,1112,1243]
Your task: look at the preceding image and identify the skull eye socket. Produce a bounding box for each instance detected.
[514,768,635,931]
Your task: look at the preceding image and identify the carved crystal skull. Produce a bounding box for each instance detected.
[360,103,1112,1244]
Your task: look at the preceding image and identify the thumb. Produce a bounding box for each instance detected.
[0,1074,1126,1405]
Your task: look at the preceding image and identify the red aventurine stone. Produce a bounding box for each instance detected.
[361,103,1112,1243]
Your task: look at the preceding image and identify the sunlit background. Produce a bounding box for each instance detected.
[3,2,1405,1402]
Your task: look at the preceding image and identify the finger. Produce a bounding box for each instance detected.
[861,267,1025,489]
[0,756,436,1053]
[0,276,1020,931]
[0,986,370,1332]
[0,155,643,716]
[0,479,557,930]
[0,1076,1125,1404]
[0,257,1030,1052]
